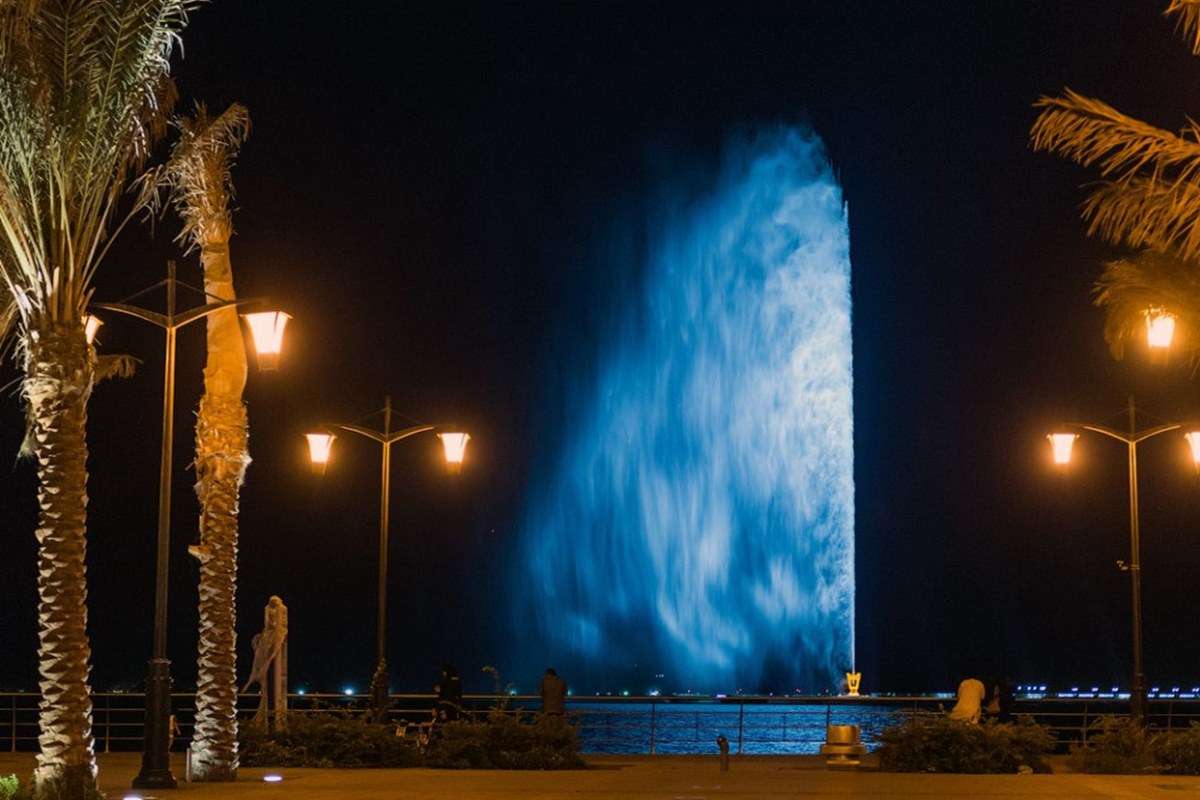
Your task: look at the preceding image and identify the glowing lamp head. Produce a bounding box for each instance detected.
[1186,431,1200,470]
[263,774,283,783]
[84,314,103,345]
[438,431,470,474]
[1047,432,1078,466]
[1146,309,1176,349]
[305,432,336,475]
[243,311,291,370]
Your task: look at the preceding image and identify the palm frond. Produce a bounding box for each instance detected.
[0,0,206,354]
[1080,177,1200,261]
[1093,249,1200,363]
[95,351,138,381]
[1031,89,1200,261]
[1167,0,1200,55]
[1031,89,1200,184]
[161,101,250,250]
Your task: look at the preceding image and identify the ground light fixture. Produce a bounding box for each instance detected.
[242,310,292,370]
[1146,308,1177,349]
[263,774,284,783]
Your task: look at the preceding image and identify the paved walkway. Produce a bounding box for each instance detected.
[1,753,1198,798]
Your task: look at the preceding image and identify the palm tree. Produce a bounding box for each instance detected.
[1094,249,1200,364]
[0,2,204,797]
[161,101,250,782]
[1030,2,1200,262]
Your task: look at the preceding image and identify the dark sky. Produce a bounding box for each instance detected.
[3,0,1200,695]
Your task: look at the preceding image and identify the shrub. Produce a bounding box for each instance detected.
[0,775,20,800]
[878,716,1053,773]
[424,712,584,770]
[1068,717,1158,774]
[1155,723,1200,775]
[240,712,421,768]
[240,710,583,770]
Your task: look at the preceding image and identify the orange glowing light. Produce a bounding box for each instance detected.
[1186,431,1200,468]
[243,311,292,370]
[1147,309,1176,349]
[305,432,335,475]
[1048,432,1078,465]
[438,432,470,473]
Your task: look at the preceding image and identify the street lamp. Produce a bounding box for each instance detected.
[91,261,288,790]
[242,310,292,370]
[1047,397,1193,723]
[305,396,468,716]
[1145,309,1176,350]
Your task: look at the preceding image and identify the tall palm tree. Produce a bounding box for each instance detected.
[0,2,204,797]
[1030,2,1200,262]
[161,101,250,782]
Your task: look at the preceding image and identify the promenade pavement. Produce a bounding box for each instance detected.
[1,753,1198,798]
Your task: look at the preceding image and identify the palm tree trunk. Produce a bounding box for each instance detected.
[188,239,248,782]
[25,320,98,800]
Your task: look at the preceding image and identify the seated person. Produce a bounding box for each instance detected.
[947,677,986,723]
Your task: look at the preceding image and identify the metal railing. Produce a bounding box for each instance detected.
[3,692,1197,755]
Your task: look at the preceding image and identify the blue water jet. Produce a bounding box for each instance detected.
[516,128,854,693]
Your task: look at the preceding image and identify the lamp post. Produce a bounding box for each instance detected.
[1048,397,1200,724]
[91,261,288,789]
[305,396,468,715]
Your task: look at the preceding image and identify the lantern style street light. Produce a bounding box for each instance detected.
[90,260,288,790]
[305,396,468,715]
[1145,309,1177,350]
[1048,397,1200,723]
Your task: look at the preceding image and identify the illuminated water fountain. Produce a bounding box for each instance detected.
[517,128,854,693]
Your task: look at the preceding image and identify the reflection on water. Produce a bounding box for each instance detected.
[572,702,907,755]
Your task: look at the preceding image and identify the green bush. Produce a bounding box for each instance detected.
[240,710,583,770]
[1155,723,1200,775]
[1070,718,1200,775]
[1069,717,1158,774]
[424,712,584,770]
[240,712,421,768]
[878,716,1053,773]
[0,775,20,800]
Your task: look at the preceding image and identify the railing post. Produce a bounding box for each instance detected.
[737,704,744,755]
[1081,702,1088,746]
[1167,701,1174,732]
[105,694,111,753]
[9,695,15,752]
[649,702,656,755]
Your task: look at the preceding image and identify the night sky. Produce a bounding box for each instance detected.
[3,0,1200,696]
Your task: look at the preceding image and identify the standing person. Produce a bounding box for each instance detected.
[947,677,986,723]
[540,668,567,716]
[434,665,463,722]
[993,677,1014,723]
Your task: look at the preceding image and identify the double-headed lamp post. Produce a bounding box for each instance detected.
[91,261,290,790]
[304,396,469,715]
[1048,396,1200,724]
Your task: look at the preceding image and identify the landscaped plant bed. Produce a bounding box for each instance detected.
[241,711,583,770]
[1070,717,1200,775]
[876,716,1054,773]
